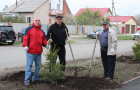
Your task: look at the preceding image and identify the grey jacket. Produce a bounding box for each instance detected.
[99,27,117,55]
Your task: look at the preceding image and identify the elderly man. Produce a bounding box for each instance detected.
[22,18,47,85]
[99,21,117,80]
[46,15,69,71]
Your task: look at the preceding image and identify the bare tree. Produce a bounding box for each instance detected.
[135,14,140,25]
[63,14,76,25]
[3,5,8,10]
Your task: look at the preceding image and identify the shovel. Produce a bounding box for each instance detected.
[65,28,77,78]
[87,34,98,78]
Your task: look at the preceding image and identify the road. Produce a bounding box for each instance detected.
[0,38,135,71]
[115,77,140,90]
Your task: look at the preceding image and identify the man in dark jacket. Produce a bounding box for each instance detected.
[22,18,47,85]
[46,15,69,71]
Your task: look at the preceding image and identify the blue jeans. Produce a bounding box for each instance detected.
[24,53,41,83]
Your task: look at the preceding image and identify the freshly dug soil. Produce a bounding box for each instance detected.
[117,55,140,64]
[0,70,120,90]
[2,55,140,90]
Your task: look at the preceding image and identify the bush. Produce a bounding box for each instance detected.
[40,44,66,85]
[132,38,140,60]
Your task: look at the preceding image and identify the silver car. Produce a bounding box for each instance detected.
[87,30,102,39]
[132,30,140,40]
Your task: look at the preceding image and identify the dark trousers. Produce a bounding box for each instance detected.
[52,45,66,71]
[101,47,116,79]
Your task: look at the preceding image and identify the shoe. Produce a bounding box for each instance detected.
[105,77,112,80]
[100,75,106,79]
[24,82,30,86]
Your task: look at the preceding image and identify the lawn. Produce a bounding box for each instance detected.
[117,35,133,40]
[14,41,23,44]
[80,37,93,39]
[80,35,133,40]
[66,40,76,43]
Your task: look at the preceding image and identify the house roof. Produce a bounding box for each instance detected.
[107,16,138,23]
[74,8,111,17]
[3,0,48,13]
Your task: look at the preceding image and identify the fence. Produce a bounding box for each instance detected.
[1,22,134,35]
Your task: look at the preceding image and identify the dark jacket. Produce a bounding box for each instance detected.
[46,22,69,47]
[22,23,47,54]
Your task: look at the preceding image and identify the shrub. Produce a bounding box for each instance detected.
[40,44,66,85]
[132,38,140,60]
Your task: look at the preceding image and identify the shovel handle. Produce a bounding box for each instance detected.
[65,28,76,67]
[89,34,98,69]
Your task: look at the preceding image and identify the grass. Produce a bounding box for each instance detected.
[65,57,140,84]
[80,37,93,39]
[79,35,133,40]
[117,35,132,40]
[13,40,76,45]
[14,41,23,44]
[66,40,76,43]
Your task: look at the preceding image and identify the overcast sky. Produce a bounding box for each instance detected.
[0,0,140,16]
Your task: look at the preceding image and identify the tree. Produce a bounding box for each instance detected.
[63,14,76,25]
[135,14,140,25]
[0,12,4,22]
[76,8,102,26]
[97,17,110,26]
[76,8,102,32]
[3,5,8,10]
[0,14,25,23]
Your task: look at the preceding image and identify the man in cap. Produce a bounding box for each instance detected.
[99,21,117,80]
[46,15,69,71]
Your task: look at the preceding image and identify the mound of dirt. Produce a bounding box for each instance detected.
[117,55,140,64]
[0,71,121,90]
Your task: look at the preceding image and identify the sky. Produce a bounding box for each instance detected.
[0,0,140,16]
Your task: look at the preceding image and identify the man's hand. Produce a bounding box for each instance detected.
[110,48,115,54]
[66,37,70,42]
[48,39,53,45]
[24,46,29,53]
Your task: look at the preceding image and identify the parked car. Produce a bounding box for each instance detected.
[0,26,16,45]
[87,30,102,39]
[18,28,26,42]
[132,30,140,40]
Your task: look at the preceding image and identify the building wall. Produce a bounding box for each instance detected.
[49,0,63,10]
[19,12,34,23]
[124,18,137,34]
[34,1,50,24]
[63,0,71,14]
[103,10,112,17]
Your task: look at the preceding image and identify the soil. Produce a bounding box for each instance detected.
[1,55,140,90]
[0,70,120,90]
[117,55,140,64]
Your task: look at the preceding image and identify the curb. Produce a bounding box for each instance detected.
[122,75,140,85]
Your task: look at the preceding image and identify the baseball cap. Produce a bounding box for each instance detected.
[102,21,109,25]
[56,15,63,18]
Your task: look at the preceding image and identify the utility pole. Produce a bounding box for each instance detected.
[112,0,120,34]
[16,0,17,7]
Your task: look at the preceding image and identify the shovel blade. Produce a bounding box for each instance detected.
[86,69,91,78]
[74,67,78,78]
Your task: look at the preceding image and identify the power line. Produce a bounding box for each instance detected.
[114,2,140,10]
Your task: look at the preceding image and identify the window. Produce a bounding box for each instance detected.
[57,4,60,10]
[107,13,110,16]
[26,17,31,23]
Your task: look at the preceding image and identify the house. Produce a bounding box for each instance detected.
[75,8,112,17]
[107,16,138,34]
[75,8,139,34]
[3,0,71,24]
